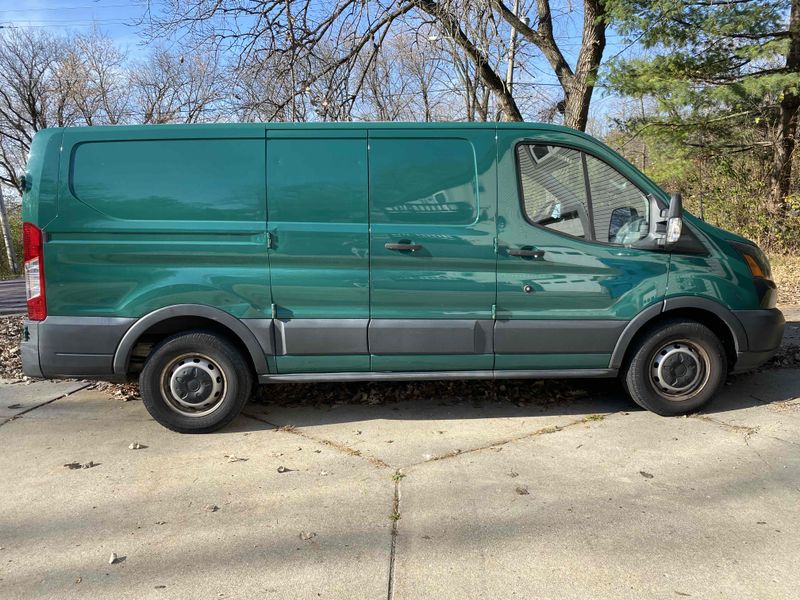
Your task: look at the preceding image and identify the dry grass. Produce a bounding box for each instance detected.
[770,254,800,306]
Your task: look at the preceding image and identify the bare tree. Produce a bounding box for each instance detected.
[68,28,130,125]
[144,0,608,129]
[130,48,225,124]
[0,29,63,192]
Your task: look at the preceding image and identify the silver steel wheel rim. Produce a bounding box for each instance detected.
[160,353,226,417]
[650,340,710,401]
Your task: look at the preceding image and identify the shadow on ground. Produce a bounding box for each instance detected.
[240,367,800,431]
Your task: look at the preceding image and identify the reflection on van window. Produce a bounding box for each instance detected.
[516,145,589,238]
[516,144,649,245]
[584,154,649,244]
[71,139,264,221]
[370,138,478,225]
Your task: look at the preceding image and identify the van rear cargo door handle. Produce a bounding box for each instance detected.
[508,247,545,258]
[385,242,423,252]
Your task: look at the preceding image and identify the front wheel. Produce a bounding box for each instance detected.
[140,331,253,433]
[622,318,727,416]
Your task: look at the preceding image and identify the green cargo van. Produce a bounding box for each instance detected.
[20,123,784,432]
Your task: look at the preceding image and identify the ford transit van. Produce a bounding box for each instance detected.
[20,123,784,432]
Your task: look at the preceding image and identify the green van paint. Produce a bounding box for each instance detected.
[20,122,783,384]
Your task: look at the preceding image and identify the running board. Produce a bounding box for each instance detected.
[259,369,617,384]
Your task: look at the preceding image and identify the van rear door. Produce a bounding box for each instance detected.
[368,128,497,372]
[266,129,370,373]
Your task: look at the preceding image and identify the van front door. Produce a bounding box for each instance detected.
[368,129,497,372]
[495,130,670,371]
[267,129,370,373]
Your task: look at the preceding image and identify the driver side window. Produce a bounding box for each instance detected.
[516,144,649,245]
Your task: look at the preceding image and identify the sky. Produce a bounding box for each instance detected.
[0,0,631,127]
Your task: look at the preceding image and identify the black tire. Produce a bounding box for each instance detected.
[621,318,727,416]
[139,330,253,433]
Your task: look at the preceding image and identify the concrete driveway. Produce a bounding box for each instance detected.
[1,368,799,600]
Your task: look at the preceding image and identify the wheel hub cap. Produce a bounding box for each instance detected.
[163,355,225,416]
[651,342,705,396]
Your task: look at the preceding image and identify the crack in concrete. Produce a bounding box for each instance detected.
[0,383,92,428]
[401,413,612,469]
[242,412,391,469]
[691,414,759,439]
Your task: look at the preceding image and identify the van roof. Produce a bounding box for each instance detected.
[46,121,594,137]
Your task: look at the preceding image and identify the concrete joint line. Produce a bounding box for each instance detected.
[0,383,92,428]
[242,412,391,469]
[387,475,401,600]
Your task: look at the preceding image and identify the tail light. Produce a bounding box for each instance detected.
[23,222,46,321]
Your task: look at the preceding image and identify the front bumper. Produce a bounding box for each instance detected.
[731,308,785,373]
[21,317,134,380]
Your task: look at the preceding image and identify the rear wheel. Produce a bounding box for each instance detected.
[622,319,727,416]
[139,331,253,433]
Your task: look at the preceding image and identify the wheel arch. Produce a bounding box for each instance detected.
[113,304,269,377]
[610,297,746,370]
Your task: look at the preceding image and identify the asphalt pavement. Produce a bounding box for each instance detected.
[0,278,24,315]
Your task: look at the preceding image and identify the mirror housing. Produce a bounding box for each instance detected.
[665,192,683,244]
[634,192,684,250]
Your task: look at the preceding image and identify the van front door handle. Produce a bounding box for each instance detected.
[508,248,545,258]
[385,242,423,252]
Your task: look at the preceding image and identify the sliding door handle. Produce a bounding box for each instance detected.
[508,247,545,258]
[385,242,423,252]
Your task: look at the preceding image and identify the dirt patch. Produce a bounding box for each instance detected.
[765,343,800,369]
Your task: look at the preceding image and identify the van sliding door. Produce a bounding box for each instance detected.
[368,129,497,372]
[266,129,370,373]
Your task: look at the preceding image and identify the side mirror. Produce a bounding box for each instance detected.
[634,192,684,250]
[665,192,683,245]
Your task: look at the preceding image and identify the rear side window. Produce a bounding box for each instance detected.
[70,139,265,221]
[516,143,649,245]
[370,138,478,225]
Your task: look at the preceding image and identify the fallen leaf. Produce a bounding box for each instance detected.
[515,486,530,496]
[639,471,654,479]
[225,454,248,463]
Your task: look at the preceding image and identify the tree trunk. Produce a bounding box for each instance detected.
[562,0,606,130]
[491,0,606,130]
[768,0,800,219]
[0,186,18,275]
